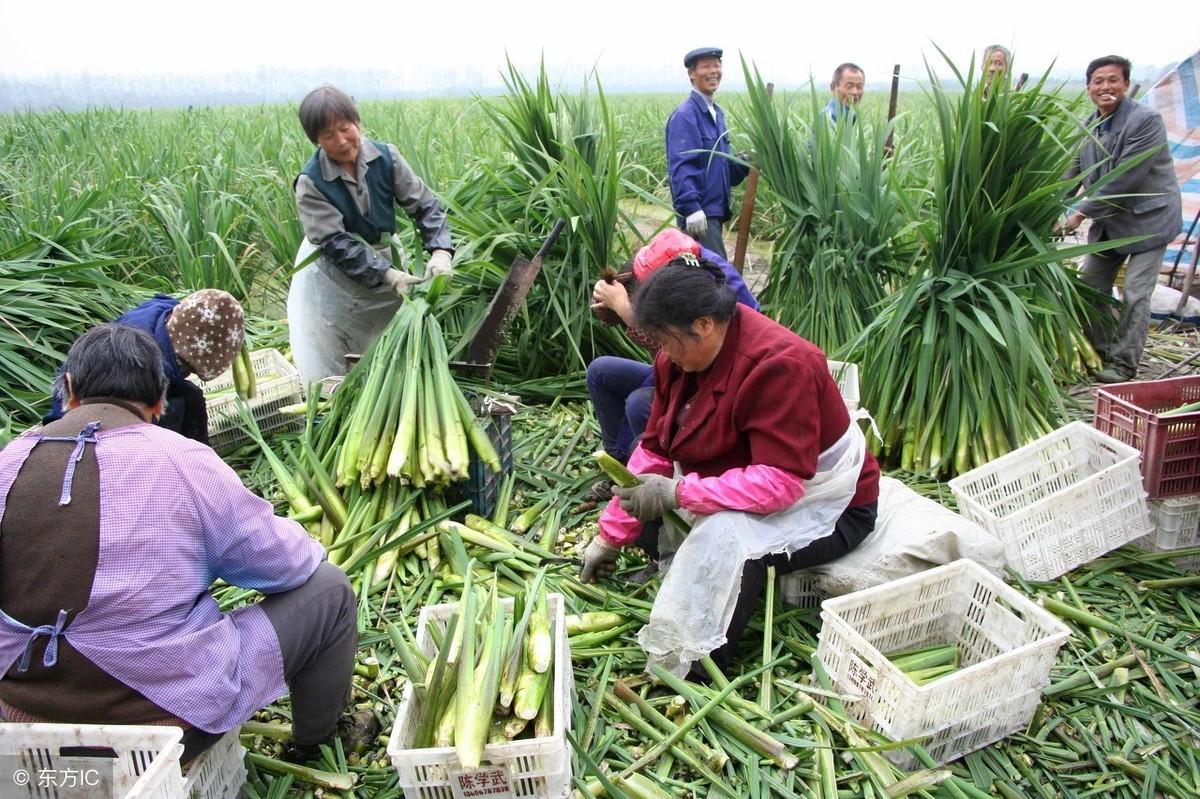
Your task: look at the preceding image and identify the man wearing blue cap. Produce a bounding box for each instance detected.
[665,47,749,259]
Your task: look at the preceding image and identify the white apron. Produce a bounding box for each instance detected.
[638,411,873,675]
[287,238,403,387]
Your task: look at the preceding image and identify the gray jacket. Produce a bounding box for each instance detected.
[1067,97,1181,255]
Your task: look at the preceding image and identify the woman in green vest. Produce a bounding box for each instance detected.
[289,84,455,385]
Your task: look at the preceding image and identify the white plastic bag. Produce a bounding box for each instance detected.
[288,238,403,386]
[779,476,1005,605]
[638,414,869,676]
[1150,283,1200,322]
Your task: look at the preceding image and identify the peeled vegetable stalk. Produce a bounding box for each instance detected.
[232,342,256,400]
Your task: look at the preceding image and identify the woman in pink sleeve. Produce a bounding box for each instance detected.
[581,260,879,672]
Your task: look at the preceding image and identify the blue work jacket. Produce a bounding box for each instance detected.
[666,91,749,224]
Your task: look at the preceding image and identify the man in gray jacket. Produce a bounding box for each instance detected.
[1061,55,1181,383]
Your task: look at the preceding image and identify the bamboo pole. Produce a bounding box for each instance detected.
[732,83,773,272]
[884,64,901,156]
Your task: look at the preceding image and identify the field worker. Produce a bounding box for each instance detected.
[983,45,1011,95]
[666,47,750,259]
[0,325,375,764]
[1059,55,1181,383]
[290,84,454,385]
[43,289,244,445]
[826,63,865,122]
[585,230,758,503]
[580,262,880,675]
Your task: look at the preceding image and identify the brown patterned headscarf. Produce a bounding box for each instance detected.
[165,290,245,380]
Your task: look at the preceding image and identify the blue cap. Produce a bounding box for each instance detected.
[684,47,723,69]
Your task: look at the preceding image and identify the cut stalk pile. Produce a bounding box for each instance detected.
[224,400,1200,799]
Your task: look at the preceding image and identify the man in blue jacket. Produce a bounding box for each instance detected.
[825,63,865,123]
[1060,55,1181,383]
[666,47,749,259]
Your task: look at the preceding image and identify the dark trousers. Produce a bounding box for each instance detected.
[587,356,655,462]
[682,219,728,261]
[179,563,356,760]
[259,561,358,745]
[1078,245,1166,377]
[639,501,878,669]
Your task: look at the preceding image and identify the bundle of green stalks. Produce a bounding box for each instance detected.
[392,568,556,768]
[317,297,500,490]
[739,58,914,353]
[436,59,653,384]
[840,51,1147,477]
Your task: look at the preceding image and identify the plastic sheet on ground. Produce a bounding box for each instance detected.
[780,475,1005,606]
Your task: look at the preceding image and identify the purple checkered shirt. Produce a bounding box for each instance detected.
[0,423,325,732]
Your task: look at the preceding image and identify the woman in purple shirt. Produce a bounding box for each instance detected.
[0,325,372,763]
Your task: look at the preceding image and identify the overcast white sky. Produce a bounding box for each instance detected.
[1,0,1196,93]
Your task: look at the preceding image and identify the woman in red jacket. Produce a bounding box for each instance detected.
[580,258,880,673]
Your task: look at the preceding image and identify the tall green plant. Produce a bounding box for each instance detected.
[0,257,143,424]
[439,60,650,382]
[841,51,1138,477]
[740,58,913,352]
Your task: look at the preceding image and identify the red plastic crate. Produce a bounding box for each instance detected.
[1093,376,1200,500]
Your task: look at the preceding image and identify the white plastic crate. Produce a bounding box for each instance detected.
[948,421,1151,581]
[1136,495,1200,571]
[387,593,572,799]
[826,360,860,412]
[780,571,825,609]
[0,723,184,799]
[190,348,303,454]
[182,731,246,799]
[815,559,1070,768]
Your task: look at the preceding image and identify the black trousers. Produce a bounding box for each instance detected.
[639,501,878,669]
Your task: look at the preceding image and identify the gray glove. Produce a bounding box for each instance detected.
[685,209,707,238]
[428,249,453,277]
[580,537,621,584]
[381,268,427,298]
[613,475,680,522]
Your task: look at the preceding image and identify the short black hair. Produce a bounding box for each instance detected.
[1086,55,1131,83]
[298,84,360,144]
[832,63,865,88]
[63,324,166,407]
[632,259,737,338]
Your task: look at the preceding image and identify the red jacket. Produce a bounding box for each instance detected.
[643,306,878,503]
[598,307,879,546]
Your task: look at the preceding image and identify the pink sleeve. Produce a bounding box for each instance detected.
[598,497,642,547]
[596,443,673,547]
[677,464,805,516]
[626,443,673,478]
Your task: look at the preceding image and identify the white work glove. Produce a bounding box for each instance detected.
[380,268,427,298]
[613,475,680,522]
[428,249,453,277]
[685,209,708,238]
[579,537,621,584]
